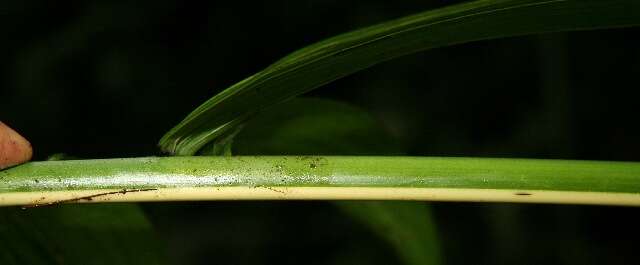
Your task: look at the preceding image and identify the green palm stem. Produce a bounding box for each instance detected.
[1,156,638,207]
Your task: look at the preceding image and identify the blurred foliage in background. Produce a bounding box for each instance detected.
[2,1,639,264]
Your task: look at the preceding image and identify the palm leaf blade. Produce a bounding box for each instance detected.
[159,0,640,155]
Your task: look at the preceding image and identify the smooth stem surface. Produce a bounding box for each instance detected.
[1,156,639,206]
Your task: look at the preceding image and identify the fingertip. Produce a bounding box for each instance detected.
[0,121,33,169]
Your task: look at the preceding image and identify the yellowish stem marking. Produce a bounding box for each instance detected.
[3,187,639,207]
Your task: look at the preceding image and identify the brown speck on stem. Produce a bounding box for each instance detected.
[22,188,159,208]
[0,121,33,169]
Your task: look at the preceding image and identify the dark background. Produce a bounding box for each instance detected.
[2,1,639,264]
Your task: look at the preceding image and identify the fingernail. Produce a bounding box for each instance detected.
[0,121,33,169]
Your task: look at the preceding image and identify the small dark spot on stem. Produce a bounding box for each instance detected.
[259,186,286,195]
[515,192,532,196]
